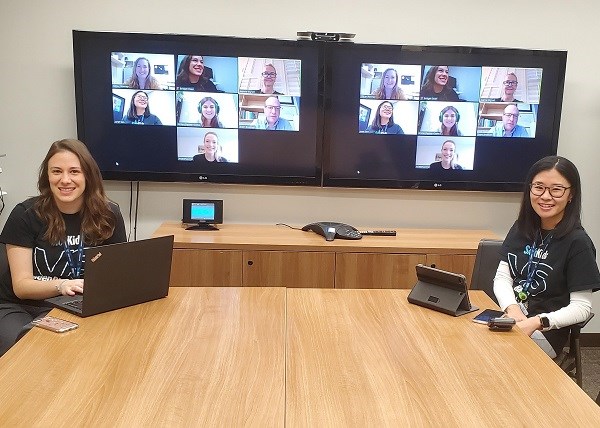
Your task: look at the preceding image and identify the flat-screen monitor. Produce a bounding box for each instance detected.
[74,31,567,192]
[182,199,223,230]
[322,43,566,191]
[73,31,322,186]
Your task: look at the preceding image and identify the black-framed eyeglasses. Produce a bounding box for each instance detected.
[503,113,518,119]
[529,183,571,198]
[262,72,277,77]
[503,80,518,86]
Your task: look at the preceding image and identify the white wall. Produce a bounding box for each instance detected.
[1,0,599,331]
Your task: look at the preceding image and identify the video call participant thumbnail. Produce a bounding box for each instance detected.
[371,68,407,100]
[197,97,223,128]
[493,72,523,103]
[122,91,163,125]
[415,135,475,170]
[437,106,461,136]
[193,131,228,163]
[125,57,161,90]
[251,64,283,95]
[420,66,459,101]
[176,55,218,92]
[367,101,404,134]
[238,58,301,96]
[430,140,463,170]
[493,104,529,137]
[418,102,478,137]
[418,104,462,136]
[253,96,294,131]
[111,52,175,90]
[176,92,239,128]
[176,127,239,163]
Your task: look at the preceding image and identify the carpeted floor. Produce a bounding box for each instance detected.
[581,347,600,403]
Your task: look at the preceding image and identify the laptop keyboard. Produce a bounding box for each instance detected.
[64,300,83,311]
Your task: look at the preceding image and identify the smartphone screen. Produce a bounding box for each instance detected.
[32,316,79,333]
[472,309,505,324]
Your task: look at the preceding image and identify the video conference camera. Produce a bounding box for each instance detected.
[297,32,355,42]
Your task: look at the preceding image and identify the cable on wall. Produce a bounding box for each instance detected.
[127,181,140,241]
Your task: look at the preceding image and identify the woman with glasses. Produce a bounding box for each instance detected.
[420,65,459,102]
[122,91,162,125]
[125,57,161,90]
[252,64,282,95]
[493,156,599,358]
[371,68,407,101]
[368,101,404,134]
[175,55,218,92]
[493,72,523,103]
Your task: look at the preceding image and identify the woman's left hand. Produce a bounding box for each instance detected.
[517,316,542,337]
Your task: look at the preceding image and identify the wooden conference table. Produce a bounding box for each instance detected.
[0,287,598,426]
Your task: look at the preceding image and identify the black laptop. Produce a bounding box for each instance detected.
[45,235,174,317]
[407,264,478,317]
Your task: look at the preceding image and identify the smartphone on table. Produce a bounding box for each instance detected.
[472,309,505,324]
[32,316,79,333]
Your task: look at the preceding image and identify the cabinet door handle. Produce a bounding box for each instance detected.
[247,260,254,266]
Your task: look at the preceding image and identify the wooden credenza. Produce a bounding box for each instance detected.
[153,222,499,288]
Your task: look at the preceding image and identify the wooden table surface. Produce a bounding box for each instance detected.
[154,221,499,254]
[286,289,600,426]
[1,288,598,427]
[0,287,286,427]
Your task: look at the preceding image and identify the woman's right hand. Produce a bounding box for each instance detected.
[57,279,84,296]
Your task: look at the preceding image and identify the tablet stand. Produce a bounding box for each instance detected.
[185,223,219,231]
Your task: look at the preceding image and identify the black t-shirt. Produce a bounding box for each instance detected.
[192,154,228,163]
[429,162,463,171]
[420,86,460,101]
[501,222,600,352]
[0,197,127,304]
[175,76,218,92]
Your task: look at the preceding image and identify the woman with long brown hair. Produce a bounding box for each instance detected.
[0,139,126,355]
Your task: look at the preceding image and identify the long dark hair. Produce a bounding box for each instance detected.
[369,101,397,131]
[176,55,205,85]
[440,106,459,136]
[197,97,223,128]
[421,65,448,93]
[516,155,582,240]
[126,91,151,121]
[35,139,116,245]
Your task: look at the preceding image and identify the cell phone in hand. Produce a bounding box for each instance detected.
[32,316,79,333]
[472,309,505,324]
